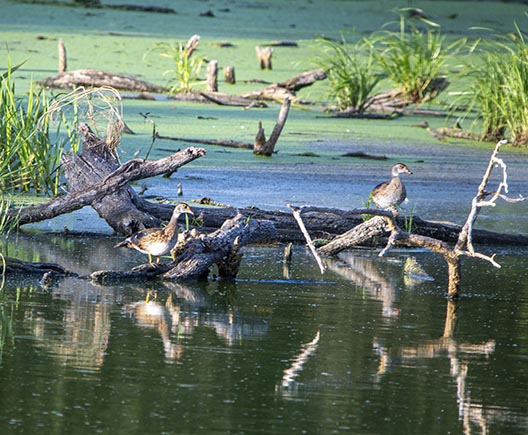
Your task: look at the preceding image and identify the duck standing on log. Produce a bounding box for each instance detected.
[115,203,194,264]
[370,163,413,209]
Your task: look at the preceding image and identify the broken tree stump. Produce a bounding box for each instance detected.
[256,46,273,70]
[242,68,326,102]
[224,66,236,84]
[9,127,206,233]
[58,38,67,73]
[62,124,161,235]
[206,60,218,92]
[253,97,291,156]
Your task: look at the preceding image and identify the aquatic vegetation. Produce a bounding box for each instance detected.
[147,36,205,94]
[316,37,383,112]
[451,25,528,146]
[369,15,465,103]
[0,59,69,195]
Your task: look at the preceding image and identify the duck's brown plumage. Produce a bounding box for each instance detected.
[370,163,412,209]
[115,203,194,263]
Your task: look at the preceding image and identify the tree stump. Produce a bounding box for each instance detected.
[253,97,291,156]
[224,66,236,84]
[256,46,273,70]
[58,38,67,73]
[206,60,218,92]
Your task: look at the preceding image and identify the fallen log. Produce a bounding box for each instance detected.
[132,201,528,247]
[155,133,253,149]
[3,257,74,277]
[40,69,166,93]
[155,97,291,154]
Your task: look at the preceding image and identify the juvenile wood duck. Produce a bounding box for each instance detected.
[370,163,412,209]
[115,203,194,264]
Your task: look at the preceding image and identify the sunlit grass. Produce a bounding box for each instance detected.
[369,15,465,103]
[146,37,205,94]
[316,37,383,113]
[0,59,70,196]
[451,25,528,146]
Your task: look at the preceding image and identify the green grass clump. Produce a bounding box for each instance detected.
[453,26,528,146]
[147,36,205,94]
[316,37,383,113]
[0,60,70,195]
[370,16,465,103]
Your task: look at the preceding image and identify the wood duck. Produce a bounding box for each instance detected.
[115,203,194,264]
[370,163,412,209]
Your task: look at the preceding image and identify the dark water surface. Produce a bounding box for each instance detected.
[1,235,527,435]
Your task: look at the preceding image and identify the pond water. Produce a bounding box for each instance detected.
[1,234,527,435]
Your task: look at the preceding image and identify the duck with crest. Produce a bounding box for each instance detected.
[115,203,194,264]
[370,163,412,209]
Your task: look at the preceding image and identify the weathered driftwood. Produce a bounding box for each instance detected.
[90,213,276,284]
[367,77,450,111]
[40,69,167,93]
[326,77,450,116]
[435,126,481,141]
[155,132,253,149]
[299,141,526,298]
[133,202,528,247]
[198,92,266,108]
[8,128,206,232]
[242,68,327,103]
[62,124,161,234]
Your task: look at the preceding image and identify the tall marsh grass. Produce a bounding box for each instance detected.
[370,17,465,103]
[316,38,383,113]
[452,27,528,145]
[0,62,69,195]
[148,40,205,94]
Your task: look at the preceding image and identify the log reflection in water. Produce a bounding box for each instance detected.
[374,300,501,434]
[29,278,113,372]
[326,252,402,318]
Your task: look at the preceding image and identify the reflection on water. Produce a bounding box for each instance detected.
[1,237,527,435]
[327,252,403,318]
[374,300,499,434]
[277,330,320,395]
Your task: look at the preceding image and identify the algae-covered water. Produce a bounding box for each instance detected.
[1,1,528,434]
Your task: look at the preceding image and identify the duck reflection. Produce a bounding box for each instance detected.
[123,282,270,363]
[123,290,182,363]
[374,301,499,435]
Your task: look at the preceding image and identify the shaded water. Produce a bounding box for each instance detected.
[1,235,527,435]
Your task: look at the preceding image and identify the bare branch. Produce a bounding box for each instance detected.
[288,205,326,273]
